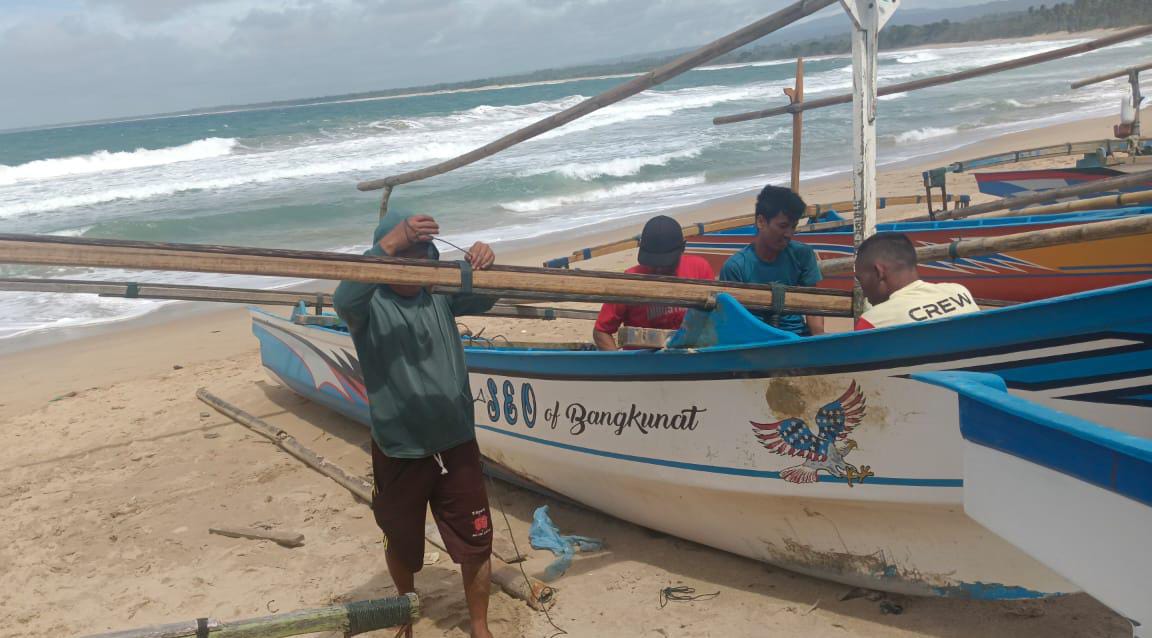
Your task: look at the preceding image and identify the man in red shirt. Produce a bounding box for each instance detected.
[593,215,715,350]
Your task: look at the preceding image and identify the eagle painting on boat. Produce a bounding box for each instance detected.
[751,381,874,487]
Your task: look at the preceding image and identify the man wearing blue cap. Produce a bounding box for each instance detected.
[333,212,496,638]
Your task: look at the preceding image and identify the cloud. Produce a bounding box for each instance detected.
[84,0,238,23]
[0,0,831,129]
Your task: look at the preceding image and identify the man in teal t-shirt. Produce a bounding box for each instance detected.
[719,185,825,336]
[333,211,497,638]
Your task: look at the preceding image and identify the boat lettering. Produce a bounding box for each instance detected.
[564,403,706,436]
[907,292,974,322]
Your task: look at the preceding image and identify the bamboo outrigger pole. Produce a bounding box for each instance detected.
[0,234,852,316]
[817,213,1152,275]
[713,25,1152,126]
[0,278,601,321]
[797,168,1152,232]
[354,0,839,214]
[543,194,967,268]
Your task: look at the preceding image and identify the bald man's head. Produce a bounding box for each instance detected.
[855,233,921,305]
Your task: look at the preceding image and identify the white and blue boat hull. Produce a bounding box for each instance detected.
[251,280,1152,598]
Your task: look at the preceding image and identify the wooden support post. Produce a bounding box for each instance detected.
[817,214,1152,275]
[784,58,805,192]
[0,234,853,316]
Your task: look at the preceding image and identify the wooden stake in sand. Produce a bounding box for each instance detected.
[81,593,419,638]
[0,233,852,316]
[196,390,556,611]
[818,213,1152,275]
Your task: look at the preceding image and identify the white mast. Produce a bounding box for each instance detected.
[839,0,899,316]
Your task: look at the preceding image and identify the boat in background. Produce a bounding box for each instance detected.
[686,206,1152,301]
[251,280,1152,599]
[914,371,1150,638]
[972,167,1152,199]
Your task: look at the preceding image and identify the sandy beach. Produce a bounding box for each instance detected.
[0,108,1142,637]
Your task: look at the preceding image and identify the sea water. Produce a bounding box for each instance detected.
[1,35,1149,340]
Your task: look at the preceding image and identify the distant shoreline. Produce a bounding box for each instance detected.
[2,27,1125,135]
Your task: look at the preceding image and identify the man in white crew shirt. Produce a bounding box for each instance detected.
[853,232,981,330]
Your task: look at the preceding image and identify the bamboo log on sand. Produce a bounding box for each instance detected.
[799,168,1152,233]
[197,390,556,612]
[713,25,1152,125]
[82,594,418,638]
[818,213,1152,275]
[0,234,852,316]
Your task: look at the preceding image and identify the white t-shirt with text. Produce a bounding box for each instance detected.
[855,280,981,330]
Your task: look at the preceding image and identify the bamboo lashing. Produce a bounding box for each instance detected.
[0,278,600,321]
[0,234,852,316]
[1070,61,1152,90]
[817,213,1152,275]
[544,194,969,267]
[713,25,1152,125]
[355,0,839,212]
[799,168,1152,232]
[82,593,419,638]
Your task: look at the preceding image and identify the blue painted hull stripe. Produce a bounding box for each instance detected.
[476,424,963,487]
[1058,263,1152,270]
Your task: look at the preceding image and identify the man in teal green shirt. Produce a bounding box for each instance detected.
[719,185,825,336]
[333,211,497,638]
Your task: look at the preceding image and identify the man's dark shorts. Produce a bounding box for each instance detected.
[370,438,493,572]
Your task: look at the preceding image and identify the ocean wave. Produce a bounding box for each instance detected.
[0,137,238,186]
[890,51,942,64]
[499,175,706,213]
[894,127,958,144]
[878,92,908,101]
[0,140,474,219]
[521,148,703,180]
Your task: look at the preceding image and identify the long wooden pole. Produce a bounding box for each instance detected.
[544,194,967,267]
[0,234,852,315]
[1070,61,1152,90]
[713,25,1152,125]
[355,0,837,198]
[817,214,1152,275]
[83,594,418,638]
[798,168,1152,232]
[786,58,805,191]
[0,278,600,321]
[974,188,1152,219]
[932,138,1139,174]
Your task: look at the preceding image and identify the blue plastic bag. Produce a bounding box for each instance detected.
[529,505,603,581]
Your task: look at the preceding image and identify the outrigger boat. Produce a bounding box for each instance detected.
[250,279,1152,599]
[686,206,1152,301]
[915,371,1150,636]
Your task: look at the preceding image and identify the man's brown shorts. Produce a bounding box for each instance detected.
[370,438,493,572]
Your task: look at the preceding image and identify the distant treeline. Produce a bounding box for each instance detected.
[177,0,1152,116]
[728,0,1152,61]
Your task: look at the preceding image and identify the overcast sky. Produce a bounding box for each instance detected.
[1,0,989,130]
